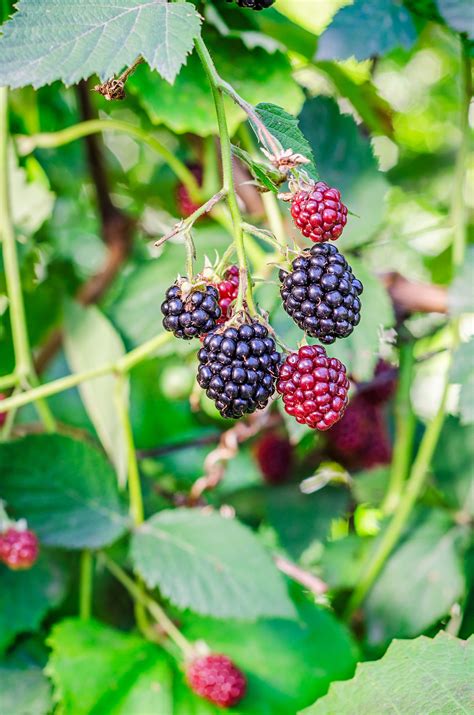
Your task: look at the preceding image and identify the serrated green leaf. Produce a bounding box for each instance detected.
[437,0,474,37]
[131,508,296,620]
[304,632,473,714]
[0,0,202,88]
[364,511,466,648]
[255,103,318,179]
[0,434,128,549]
[317,0,417,61]
[298,96,390,250]
[0,663,52,715]
[47,619,173,715]
[0,553,67,653]
[129,35,304,137]
[64,301,129,485]
[451,339,474,425]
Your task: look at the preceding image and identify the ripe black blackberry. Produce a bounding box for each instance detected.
[197,320,281,419]
[279,244,363,345]
[161,282,221,340]
[226,0,275,9]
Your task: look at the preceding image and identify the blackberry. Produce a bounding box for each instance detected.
[187,654,247,708]
[277,345,350,430]
[226,0,275,9]
[197,320,281,419]
[216,265,239,323]
[0,527,39,570]
[291,182,348,243]
[279,243,363,344]
[162,283,221,340]
[255,432,293,484]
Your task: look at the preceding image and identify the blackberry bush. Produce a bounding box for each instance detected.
[277,345,350,430]
[161,282,221,339]
[187,654,247,708]
[291,182,348,243]
[280,243,363,344]
[197,319,281,419]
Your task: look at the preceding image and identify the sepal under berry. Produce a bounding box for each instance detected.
[291,181,348,243]
[187,653,247,708]
[280,243,363,344]
[0,526,39,570]
[162,282,221,340]
[277,345,350,430]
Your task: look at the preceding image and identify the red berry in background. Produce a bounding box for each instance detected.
[187,654,247,708]
[360,360,398,405]
[255,432,293,484]
[291,182,348,243]
[0,527,39,570]
[277,345,350,431]
[0,393,6,427]
[176,165,203,218]
[217,265,239,323]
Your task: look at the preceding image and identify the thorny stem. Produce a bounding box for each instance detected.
[101,554,194,658]
[0,87,56,432]
[195,37,256,315]
[16,119,201,203]
[154,189,228,248]
[79,550,93,620]
[381,341,416,515]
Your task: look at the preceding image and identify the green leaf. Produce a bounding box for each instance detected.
[131,508,296,620]
[47,619,173,715]
[451,339,474,425]
[10,150,55,237]
[329,257,395,381]
[130,34,304,136]
[298,96,390,250]
[0,553,67,653]
[304,632,473,714]
[180,599,358,714]
[0,663,52,715]
[0,1,202,87]
[64,301,129,484]
[317,0,417,61]
[364,511,466,648]
[0,434,128,549]
[320,534,372,592]
[255,103,318,179]
[231,144,281,192]
[266,486,350,559]
[437,0,474,38]
[433,417,474,517]
[449,248,474,314]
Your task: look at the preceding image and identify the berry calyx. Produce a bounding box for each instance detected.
[176,165,202,218]
[277,345,349,430]
[0,393,6,428]
[0,527,39,570]
[216,265,240,323]
[197,319,281,419]
[291,182,348,243]
[280,243,363,345]
[162,282,221,340]
[187,654,247,708]
[226,0,275,9]
[255,433,293,484]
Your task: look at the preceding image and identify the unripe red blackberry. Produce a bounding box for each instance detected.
[280,244,363,345]
[187,654,247,708]
[226,0,275,9]
[255,432,293,484]
[216,266,239,323]
[197,320,281,419]
[277,345,349,430]
[291,182,348,243]
[0,393,6,427]
[176,165,202,218]
[361,360,397,405]
[162,283,221,340]
[0,527,39,570]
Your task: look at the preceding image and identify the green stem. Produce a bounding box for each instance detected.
[79,550,93,620]
[381,341,416,515]
[114,375,143,523]
[202,135,220,199]
[345,371,452,617]
[102,555,194,658]
[195,37,256,315]
[17,119,201,203]
[0,373,18,390]
[452,36,472,269]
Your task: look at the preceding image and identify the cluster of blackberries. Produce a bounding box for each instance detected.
[279,243,363,345]
[226,0,275,9]
[0,525,39,570]
[161,284,221,340]
[197,321,280,419]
